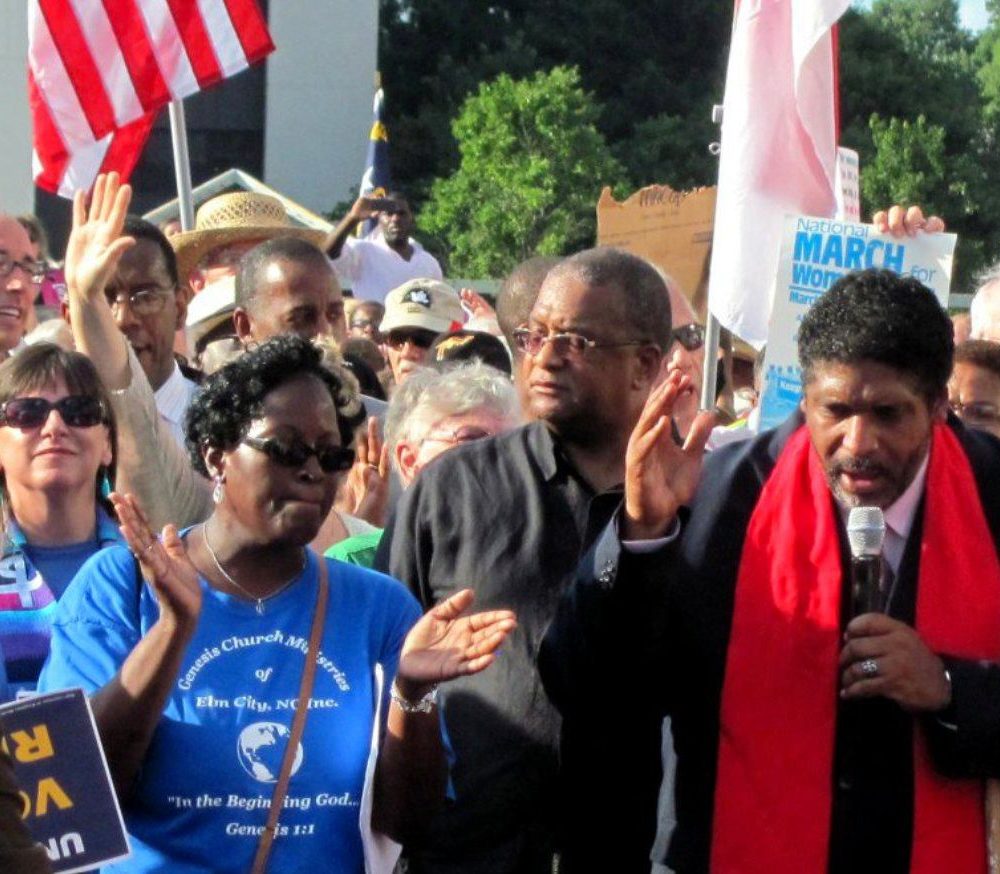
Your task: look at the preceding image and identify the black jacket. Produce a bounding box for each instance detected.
[540,414,1000,873]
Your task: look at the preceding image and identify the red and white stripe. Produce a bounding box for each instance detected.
[29,0,273,197]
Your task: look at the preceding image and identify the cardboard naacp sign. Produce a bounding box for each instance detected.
[596,185,716,312]
[759,214,957,431]
[0,688,129,872]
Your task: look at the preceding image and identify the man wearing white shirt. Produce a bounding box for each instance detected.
[542,269,1000,874]
[324,192,442,302]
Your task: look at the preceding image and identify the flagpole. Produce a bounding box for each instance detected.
[700,103,725,413]
[168,100,196,231]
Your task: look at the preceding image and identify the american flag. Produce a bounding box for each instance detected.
[28,0,274,197]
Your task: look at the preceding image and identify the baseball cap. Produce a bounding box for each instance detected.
[380,279,465,335]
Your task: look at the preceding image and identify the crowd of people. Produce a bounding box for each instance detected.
[0,172,998,874]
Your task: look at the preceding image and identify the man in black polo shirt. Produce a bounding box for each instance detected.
[376,247,691,873]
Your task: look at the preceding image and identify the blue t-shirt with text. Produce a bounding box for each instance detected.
[39,546,421,873]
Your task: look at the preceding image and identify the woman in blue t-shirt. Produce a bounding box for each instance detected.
[40,335,515,873]
[0,343,121,699]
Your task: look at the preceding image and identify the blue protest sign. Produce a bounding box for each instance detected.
[760,215,956,430]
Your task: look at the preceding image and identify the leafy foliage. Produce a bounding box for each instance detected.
[419,68,626,277]
[372,0,1000,287]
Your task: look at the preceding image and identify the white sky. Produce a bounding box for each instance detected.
[959,0,990,31]
[853,0,989,33]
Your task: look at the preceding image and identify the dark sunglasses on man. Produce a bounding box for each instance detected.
[0,395,107,429]
[671,323,706,352]
[242,435,355,474]
[384,329,438,350]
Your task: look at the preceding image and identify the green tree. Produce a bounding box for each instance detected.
[419,67,626,277]
[840,0,991,290]
[861,115,952,208]
[378,0,730,196]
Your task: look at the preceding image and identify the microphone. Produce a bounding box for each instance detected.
[847,506,886,618]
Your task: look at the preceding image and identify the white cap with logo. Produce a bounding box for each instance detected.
[379,279,465,334]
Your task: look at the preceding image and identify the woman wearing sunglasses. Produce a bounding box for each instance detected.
[39,334,515,873]
[0,343,120,701]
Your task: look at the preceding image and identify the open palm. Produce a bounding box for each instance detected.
[110,492,202,626]
[65,172,135,302]
[398,590,516,686]
[623,371,715,540]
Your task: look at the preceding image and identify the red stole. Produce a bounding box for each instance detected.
[710,423,1000,873]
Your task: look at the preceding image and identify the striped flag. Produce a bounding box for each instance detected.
[28,0,274,198]
[707,0,849,349]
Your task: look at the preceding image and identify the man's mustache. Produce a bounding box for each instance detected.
[830,456,889,479]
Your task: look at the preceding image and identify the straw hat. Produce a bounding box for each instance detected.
[170,191,327,282]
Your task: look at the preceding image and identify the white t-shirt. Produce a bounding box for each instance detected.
[332,236,442,302]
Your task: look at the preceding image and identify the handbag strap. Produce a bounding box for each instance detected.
[250,556,330,874]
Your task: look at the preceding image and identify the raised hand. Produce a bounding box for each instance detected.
[336,417,390,527]
[110,492,201,630]
[623,371,715,540]
[348,195,385,224]
[396,590,516,696]
[65,172,135,303]
[459,288,502,335]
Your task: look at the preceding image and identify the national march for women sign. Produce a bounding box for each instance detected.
[0,688,129,872]
[759,215,957,430]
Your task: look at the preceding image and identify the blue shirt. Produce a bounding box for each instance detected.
[39,546,421,873]
[0,507,121,699]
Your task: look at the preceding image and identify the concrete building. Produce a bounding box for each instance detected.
[0,1,377,253]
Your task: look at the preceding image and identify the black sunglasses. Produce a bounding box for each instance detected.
[671,323,705,352]
[242,435,354,474]
[385,329,438,350]
[0,395,107,429]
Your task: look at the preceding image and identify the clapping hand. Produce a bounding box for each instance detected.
[337,417,390,527]
[111,493,202,631]
[65,172,135,303]
[623,371,715,540]
[396,590,516,698]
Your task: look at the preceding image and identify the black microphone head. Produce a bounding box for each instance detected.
[847,506,886,558]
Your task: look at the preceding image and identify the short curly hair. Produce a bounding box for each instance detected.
[798,268,953,402]
[184,334,365,476]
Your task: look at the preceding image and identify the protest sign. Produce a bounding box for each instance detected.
[596,184,716,312]
[0,688,129,873]
[760,214,957,430]
[835,148,860,222]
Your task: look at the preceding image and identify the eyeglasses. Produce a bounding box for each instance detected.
[950,400,1000,425]
[351,318,380,332]
[105,288,171,316]
[513,327,642,358]
[671,323,705,352]
[242,435,355,474]
[421,425,496,447]
[0,252,46,285]
[0,395,107,429]
[385,329,438,350]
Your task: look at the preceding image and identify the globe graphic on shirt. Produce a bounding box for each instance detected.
[237,722,304,783]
